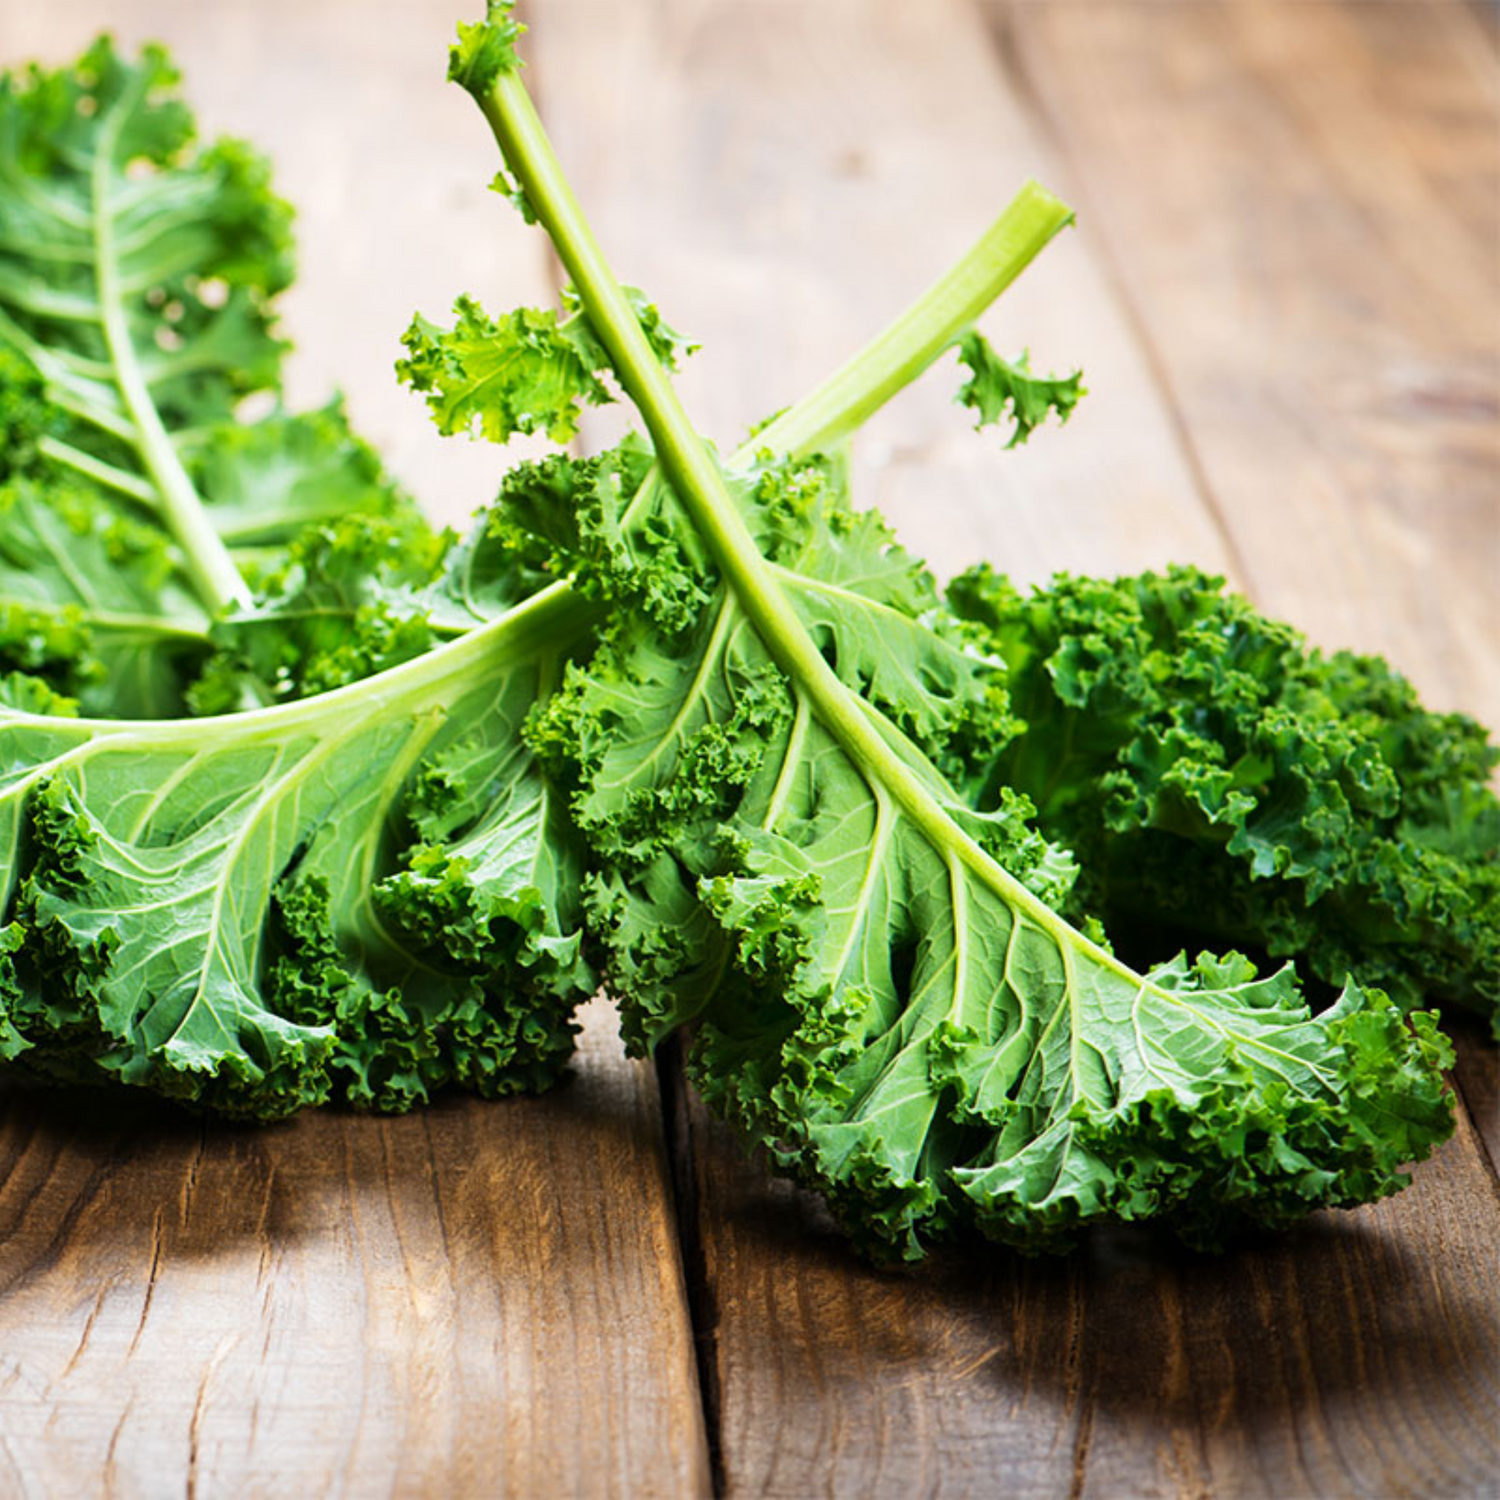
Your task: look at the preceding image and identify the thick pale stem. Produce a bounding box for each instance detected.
[91,71,251,614]
[751,183,1074,460]
[470,68,1121,972]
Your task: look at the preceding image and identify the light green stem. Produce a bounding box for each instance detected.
[90,69,251,613]
[751,183,1073,459]
[472,68,1109,966]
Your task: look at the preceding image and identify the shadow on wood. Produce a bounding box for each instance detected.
[0,999,711,1498]
[0,1058,656,1270]
[684,1099,1500,1497]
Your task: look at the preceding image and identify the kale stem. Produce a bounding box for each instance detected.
[470,67,1125,974]
[89,67,251,614]
[752,184,1074,460]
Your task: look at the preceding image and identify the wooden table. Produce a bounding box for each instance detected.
[3,2,1497,1494]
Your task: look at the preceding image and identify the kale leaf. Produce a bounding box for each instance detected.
[0,39,415,716]
[948,564,1500,1038]
[0,582,595,1116]
[444,3,1456,1257]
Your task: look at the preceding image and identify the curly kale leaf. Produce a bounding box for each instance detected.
[948,564,1500,1036]
[0,584,598,1117]
[186,396,418,552]
[954,333,1084,448]
[0,42,418,713]
[398,287,693,448]
[0,342,205,713]
[449,0,527,98]
[187,511,460,711]
[0,36,291,613]
[511,447,1452,1259]
[0,471,205,716]
[435,17,1456,1258]
[187,455,581,712]
[0,370,417,718]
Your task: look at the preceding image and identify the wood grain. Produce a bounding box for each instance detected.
[1453,1019,1500,1173]
[0,1000,709,1499]
[532,1,1500,1495]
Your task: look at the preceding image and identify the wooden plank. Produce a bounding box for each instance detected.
[527,0,1232,590]
[1455,1025,1500,1172]
[0,1001,710,1499]
[533,1,1500,1494]
[1,5,711,1494]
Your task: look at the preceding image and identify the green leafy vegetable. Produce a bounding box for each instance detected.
[0,15,1475,1271]
[1,21,1068,1126]
[0,32,598,1114]
[512,445,1452,1257]
[948,565,1500,1037]
[955,334,1084,448]
[187,508,463,712]
[0,36,290,612]
[0,581,594,1115]
[0,343,207,716]
[444,7,1455,1257]
[398,286,695,447]
[0,39,416,716]
[188,397,412,551]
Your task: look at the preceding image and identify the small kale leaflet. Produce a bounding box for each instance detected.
[955,335,1084,448]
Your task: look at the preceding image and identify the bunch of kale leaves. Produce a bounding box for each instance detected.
[0,12,1492,1259]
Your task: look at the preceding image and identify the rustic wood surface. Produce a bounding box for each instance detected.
[1,0,1497,1496]
[0,999,709,1499]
